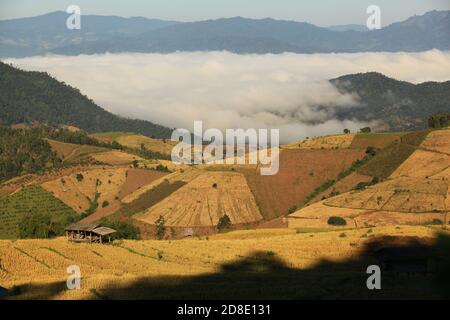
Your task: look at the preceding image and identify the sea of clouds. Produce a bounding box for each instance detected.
[6,50,450,143]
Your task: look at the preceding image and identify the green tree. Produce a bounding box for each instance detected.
[155,215,166,240]
[327,216,347,226]
[217,214,232,232]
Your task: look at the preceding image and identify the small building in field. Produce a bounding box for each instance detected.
[65,223,116,243]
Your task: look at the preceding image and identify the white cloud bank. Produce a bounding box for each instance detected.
[6,50,450,143]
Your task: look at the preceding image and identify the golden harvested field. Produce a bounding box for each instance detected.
[39,167,170,220]
[325,176,448,213]
[420,128,450,154]
[289,175,449,228]
[0,225,447,299]
[282,134,355,149]
[391,149,449,178]
[41,168,128,213]
[116,135,177,156]
[91,132,176,156]
[120,167,202,204]
[89,132,134,143]
[289,128,449,228]
[135,171,262,227]
[287,199,447,228]
[46,139,107,162]
[90,150,144,165]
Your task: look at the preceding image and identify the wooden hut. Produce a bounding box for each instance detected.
[65,223,116,243]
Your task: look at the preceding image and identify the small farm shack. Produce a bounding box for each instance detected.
[65,223,116,243]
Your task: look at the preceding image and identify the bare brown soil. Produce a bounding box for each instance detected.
[118,168,168,200]
[239,149,366,220]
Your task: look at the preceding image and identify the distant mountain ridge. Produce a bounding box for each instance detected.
[0,10,448,57]
[0,11,180,57]
[327,24,368,32]
[0,62,172,138]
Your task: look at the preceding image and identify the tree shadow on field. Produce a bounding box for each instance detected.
[6,233,450,300]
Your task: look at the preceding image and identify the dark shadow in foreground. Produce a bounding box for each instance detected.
[6,233,450,300]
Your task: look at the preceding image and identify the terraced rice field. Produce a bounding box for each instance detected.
[289,130,449,228]
[91,132,176,156]
[282,134,355,149]
[90,150,144,165]
[135,171,262,227]
[46,139,107,163]
[0,225,446,299]
[41,168,128,213]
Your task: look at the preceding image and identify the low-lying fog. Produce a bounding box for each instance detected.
[6,50,450,143]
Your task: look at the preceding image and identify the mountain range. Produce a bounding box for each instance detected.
[1,61,449,135]
[0,10,449,57]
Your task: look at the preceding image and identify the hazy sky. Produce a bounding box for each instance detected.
[0,0,449,26]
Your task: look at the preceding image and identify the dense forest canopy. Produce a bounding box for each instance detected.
[0,62,172,138]
[0,126,61,182]
[428,113,450,128]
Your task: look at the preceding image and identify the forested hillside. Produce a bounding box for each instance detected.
[332,72,450,131]
[0,62,172,138]
[0,127,61,182]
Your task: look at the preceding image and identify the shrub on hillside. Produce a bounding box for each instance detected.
[99,219,140,240]
[327,216,347,226]
[155,215,166,240]
[18,213,71,239]
[288,206,297,214]
[155,164,170,172]
[217,214,232,232]
[365,146,378,157]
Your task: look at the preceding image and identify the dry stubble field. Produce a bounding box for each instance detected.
[1,225,447,299]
